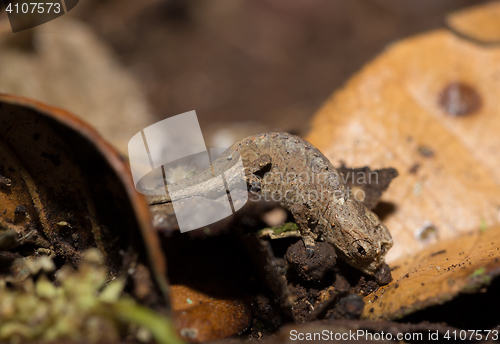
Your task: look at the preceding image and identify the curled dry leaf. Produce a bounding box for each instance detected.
[307,2,500,320]
[446,1,500,44]
[0,94,168,306]
[363,225,500,320]
[162,230,257,342]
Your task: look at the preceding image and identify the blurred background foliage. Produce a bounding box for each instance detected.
[72,0,491,133]
[0,0,492,151]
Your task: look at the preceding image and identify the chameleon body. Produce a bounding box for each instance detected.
[148,132,393,275]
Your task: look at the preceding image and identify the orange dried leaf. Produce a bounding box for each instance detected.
[308,27,500,263]
[170,285,252,343]
[308,3,500,319]
[447,1,500,44]
[363,225,500,320]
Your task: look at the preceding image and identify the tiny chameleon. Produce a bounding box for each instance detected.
[148,132,393,275]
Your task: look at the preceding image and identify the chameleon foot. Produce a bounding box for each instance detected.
[303,236,316,258]
[290,204,317,259]
[247,174,262,193]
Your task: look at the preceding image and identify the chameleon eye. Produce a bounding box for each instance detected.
[350,240,375,260]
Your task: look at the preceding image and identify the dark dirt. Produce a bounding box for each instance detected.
[14,204,27,216]
[249,234,390,332]
[0,174,11,188]
[327,294,365,320]
[374,263,392,285]
[286,241,336,283]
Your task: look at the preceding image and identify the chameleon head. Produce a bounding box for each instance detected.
[329,198,393,275]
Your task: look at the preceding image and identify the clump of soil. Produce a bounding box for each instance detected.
[243,232,391,338]
[286,241,337,283]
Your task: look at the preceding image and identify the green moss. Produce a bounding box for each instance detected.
[480,218,488,232]
[266,222,299,235]
[462,267,492,293]
[0,249,183,344]
[470,267,486,277]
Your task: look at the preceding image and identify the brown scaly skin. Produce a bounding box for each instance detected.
[148,132,393,275]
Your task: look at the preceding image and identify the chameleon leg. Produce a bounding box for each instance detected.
[245,154,272,193]
[290,204,317,258]
[245,154,272,174]
[247,173,261,193]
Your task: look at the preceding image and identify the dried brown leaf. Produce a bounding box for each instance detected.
[308,24,500,264]
[447,1,500,44]
[308,3,500,320]
[363,225,500,320]
[170,284,252,343]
